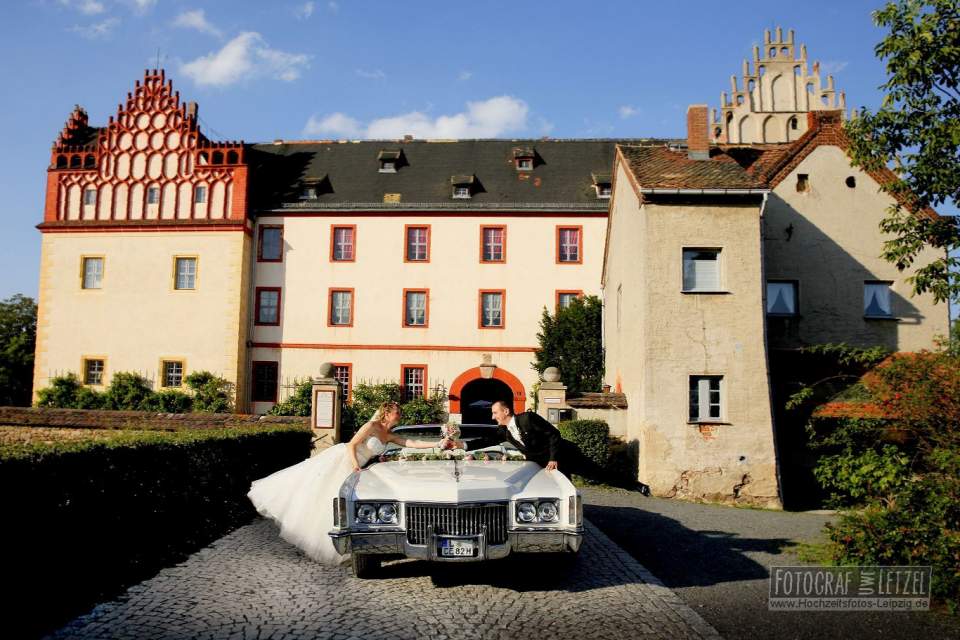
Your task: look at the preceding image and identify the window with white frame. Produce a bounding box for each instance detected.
[689,375,723,422]
[330,289,352,326]
[402,366,425,401]
[161,360,184,387]
[83,188,96,206]
[481,291,504,328]
[194,185,207,204]
[557,292,580,310]
[406,226,429,261]
[84,358,104,385]
[481,226,505,262]
[404,290,427,326]
[516,157,533,171]
[174,257,197,290]
[147,186,160,205]
[333,364,351,398]
[682,248,721,292]
[596,184,612,199]
[379,161,396,173]
[766,281,797,316]
[332,226,354,261]
[300,186,318,200]
[864,282,893,318]
[82,257,103,289]
[453,186,471,199]
[558,227,581,262]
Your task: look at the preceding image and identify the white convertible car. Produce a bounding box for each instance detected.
[329,423,584,578]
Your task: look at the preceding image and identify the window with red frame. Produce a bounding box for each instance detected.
[255,288,281,325]
[258,226,283,262]
[252,362,278,402]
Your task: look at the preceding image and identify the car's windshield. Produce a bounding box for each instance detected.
[372,424,523,463]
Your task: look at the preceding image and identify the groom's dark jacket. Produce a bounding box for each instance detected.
[468,411,563,467]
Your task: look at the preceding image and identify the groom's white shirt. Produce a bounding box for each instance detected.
[507,416,523,445]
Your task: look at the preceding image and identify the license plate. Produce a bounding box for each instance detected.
[440,539,475,557]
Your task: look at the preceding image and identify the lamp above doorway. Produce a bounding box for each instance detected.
[479,353,496,379]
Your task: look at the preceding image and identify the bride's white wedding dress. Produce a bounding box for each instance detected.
[247,434,386,564]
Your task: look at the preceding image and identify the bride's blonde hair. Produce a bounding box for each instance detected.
[371,401,401,426]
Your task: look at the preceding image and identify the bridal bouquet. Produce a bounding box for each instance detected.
[440,422,461,442]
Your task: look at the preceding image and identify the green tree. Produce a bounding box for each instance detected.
[845,0,960,304]
[102,372,155,410]
[532,295,604,395]
[0,295,37,406]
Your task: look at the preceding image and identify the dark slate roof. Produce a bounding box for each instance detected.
[247,139,675,211]
[619,145,765,190]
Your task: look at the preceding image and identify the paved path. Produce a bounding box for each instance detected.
[582,487,960,640]
[48,518,721,640]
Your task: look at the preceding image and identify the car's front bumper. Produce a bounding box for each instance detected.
[329,527,583,561]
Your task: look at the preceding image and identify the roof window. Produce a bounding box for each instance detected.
[451,174,476,199]
[513,147,536,171]
[378,149,404,173]
[298,175,330,200]
[592,172,612,199]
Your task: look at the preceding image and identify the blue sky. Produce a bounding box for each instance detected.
[0,0,955,316]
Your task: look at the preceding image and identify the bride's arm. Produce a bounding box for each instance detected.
[347,421,377,471]
[385,432,444,450]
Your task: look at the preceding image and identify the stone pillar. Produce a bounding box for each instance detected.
[537,367,571,424]
[311,362,342,454]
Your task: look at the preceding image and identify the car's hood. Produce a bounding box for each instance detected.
[352,460,572,502]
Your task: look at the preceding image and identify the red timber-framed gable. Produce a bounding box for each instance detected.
[39,69,249,233]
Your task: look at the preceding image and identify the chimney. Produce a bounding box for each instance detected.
[403,134,414,142]
[686,105,709,160]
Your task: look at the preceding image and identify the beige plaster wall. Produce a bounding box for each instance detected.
[604,172,780,507]
[33,231,250,401]
[764,145,950,351]
[248,214,605,411]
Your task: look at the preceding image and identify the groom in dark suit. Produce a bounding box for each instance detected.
[462,400,648,493]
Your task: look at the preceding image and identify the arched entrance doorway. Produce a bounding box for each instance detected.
[460,378,513,424]
[448,365,526,424]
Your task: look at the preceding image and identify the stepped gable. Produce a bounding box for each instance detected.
[43,69,248,226]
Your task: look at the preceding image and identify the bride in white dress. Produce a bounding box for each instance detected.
[247,401,446,564]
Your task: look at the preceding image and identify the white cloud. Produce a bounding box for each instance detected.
[458,70,473,81]
[180,32,310,88]
[58,0,106,15]
[328,1,339,12]
[69,16,120,39]
[618,105,639,119]
[130,0,157,11]
[303,96,530,139]
[303,113,363,138]
[294,2,315,19]
[820,60,849,75]
[173,9,222,38]
[355,68,386,80]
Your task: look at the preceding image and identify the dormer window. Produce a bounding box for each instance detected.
[378,149,403,173]
[451,174,476,199]
[513,147,535,171]
[592,172,612,199]
[297,175,329,201]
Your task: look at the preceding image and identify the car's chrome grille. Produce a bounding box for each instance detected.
[406,503,508,545]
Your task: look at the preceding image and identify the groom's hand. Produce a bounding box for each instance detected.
[545,461,558,471]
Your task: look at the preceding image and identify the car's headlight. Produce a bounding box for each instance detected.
[517,502,537,523]
[356,503,377,524]
[354,502,400,525]
[377,503,398,524]
[537,501,558,523]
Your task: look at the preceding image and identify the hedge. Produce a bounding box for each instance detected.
[558,419,610,482]
[0,424,311,638]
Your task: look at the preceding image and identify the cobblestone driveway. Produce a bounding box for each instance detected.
[49,519,720,640]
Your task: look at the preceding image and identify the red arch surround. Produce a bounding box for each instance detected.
[448,366,526,414]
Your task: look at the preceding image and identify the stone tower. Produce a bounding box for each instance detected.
[711,27,846,145]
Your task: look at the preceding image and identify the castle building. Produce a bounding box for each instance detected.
[33,29,948,505]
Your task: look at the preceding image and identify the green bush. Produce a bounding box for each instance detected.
[400,391,447,425]
[0,424,311,637]
[350,382,402,426]
[35,373,85,408]
[145,389,194,413]
[558,419,610,478]
[814,444,911,507]
[102,372,155,410]
[267,379,313,416]
[185,371,234,413]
